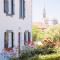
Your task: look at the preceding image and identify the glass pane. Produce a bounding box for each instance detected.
[8,33,12,48]
[8,0,12,14]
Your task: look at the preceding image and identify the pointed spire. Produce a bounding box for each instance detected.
[42,0,48,25]
[43,0,46,18]
[43,7,46,18]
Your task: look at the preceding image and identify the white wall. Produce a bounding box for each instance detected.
[0,0,32,52]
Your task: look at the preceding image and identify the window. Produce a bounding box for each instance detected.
[24,31,31,45]
[19,0,25,19]
[4,0,14,16]
[4,30,14,48]
[24,31,28,45]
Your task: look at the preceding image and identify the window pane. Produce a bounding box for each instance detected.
[8,33,12,48]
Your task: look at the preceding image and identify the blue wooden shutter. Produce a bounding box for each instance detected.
[28,32,31,44]
[20,0,22,18]
[23,0,25,18]
[4,0,9,14]
[11,0,14,15]
[11,32,14,48]
[24,32,26,45]
[4,32,8,48]
[19,0,25,18]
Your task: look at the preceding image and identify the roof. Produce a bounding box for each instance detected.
[32,21,47,29]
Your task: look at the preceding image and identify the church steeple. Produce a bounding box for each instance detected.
[43,7,46,18]
[43,0,48,25]
[43,0,46,19]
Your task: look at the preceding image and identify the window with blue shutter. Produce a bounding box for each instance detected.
[19,0,25,19]
[24,31,31,45]
[24,31,28,45]
[4,0,14,16]
[4,31,14,48]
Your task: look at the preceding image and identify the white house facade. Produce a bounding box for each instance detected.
[0,0,32,52]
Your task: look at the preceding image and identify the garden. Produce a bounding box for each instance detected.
[9,24,60,60]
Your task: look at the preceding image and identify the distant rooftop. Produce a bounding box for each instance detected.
[32,21,47,29]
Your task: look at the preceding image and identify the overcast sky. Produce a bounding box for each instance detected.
[32,0,60,22]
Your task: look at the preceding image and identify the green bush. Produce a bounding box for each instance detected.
[9,47,56,60]
[10,53,60,60]
[37,31,46,40]
[9,57,18,60]
[30,53,60,60]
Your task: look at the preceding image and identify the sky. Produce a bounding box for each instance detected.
[32,0,60,22]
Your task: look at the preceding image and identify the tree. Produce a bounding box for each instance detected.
[32,25,38,41]
[45,24,60,41]
[32,25,46,41]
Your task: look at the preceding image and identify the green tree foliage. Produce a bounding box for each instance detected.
[45,24,60,41]
[32,24,60,41]
[32,26,38,41]
[32,25,45,41]
[37,31,46,40]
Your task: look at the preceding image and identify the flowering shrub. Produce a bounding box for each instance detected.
[43,38,56,48]
[45,24,60,41]
[1,48,17,59]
